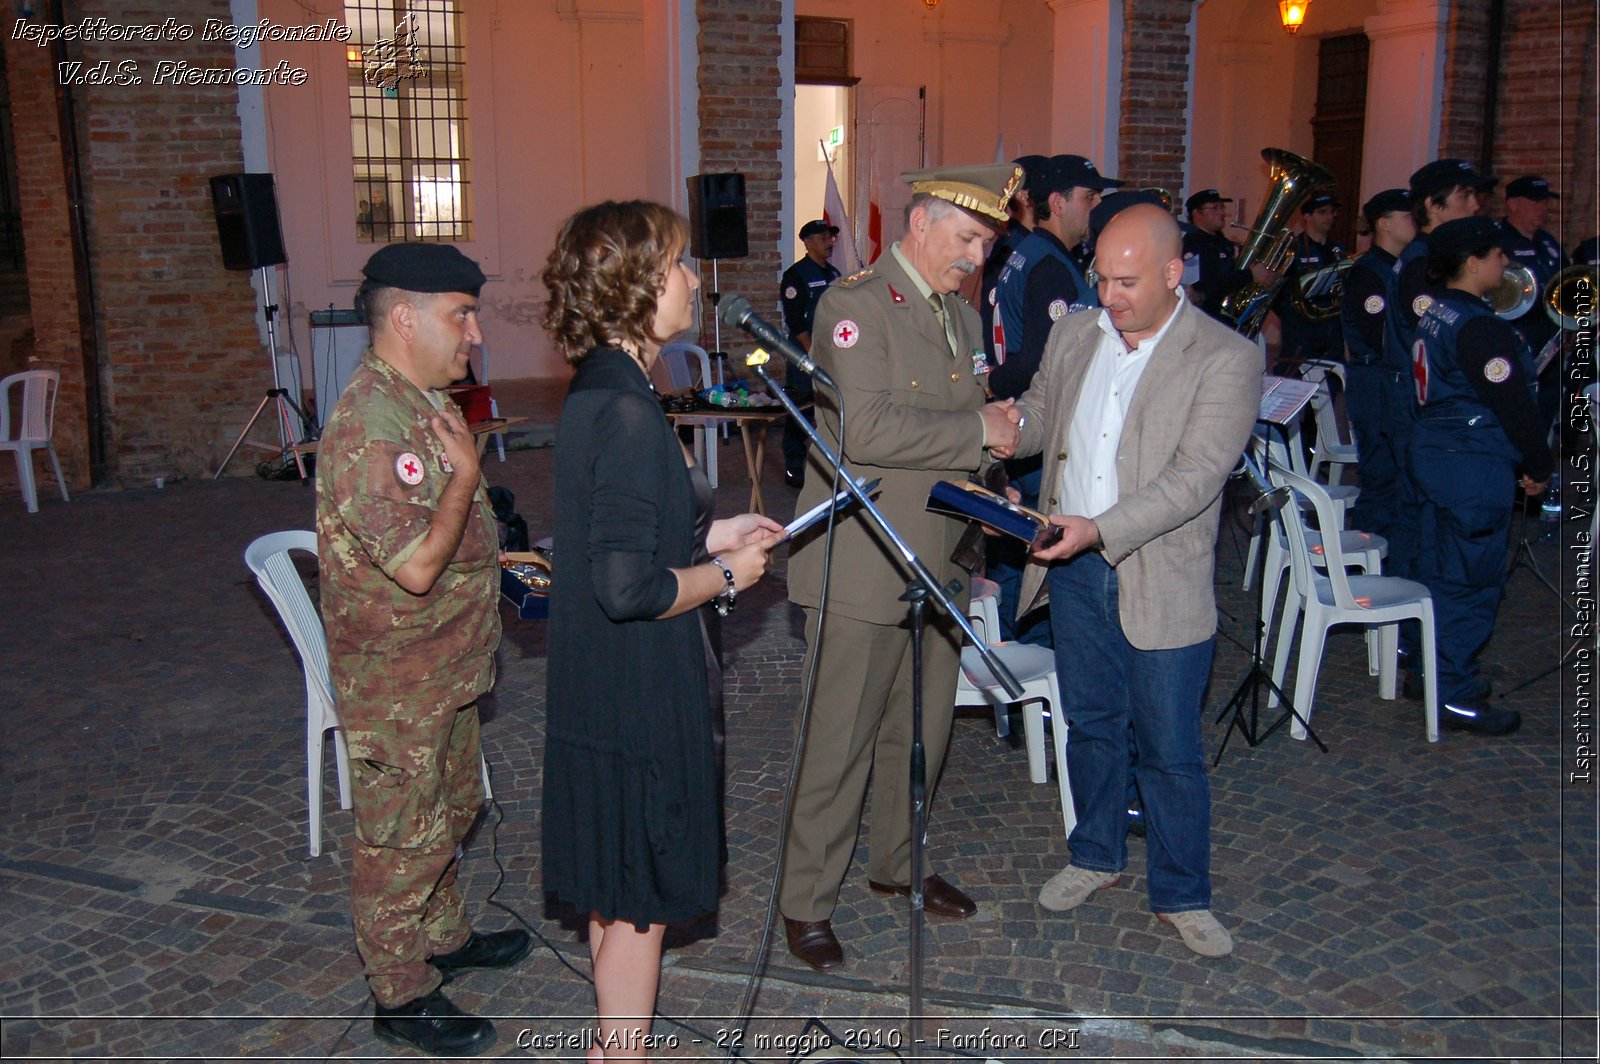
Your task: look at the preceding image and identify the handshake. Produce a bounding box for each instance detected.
[979,398,1025,459]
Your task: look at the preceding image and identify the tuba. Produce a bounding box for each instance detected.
[1290,258,1354,322]
[1487,263,1538,320]
[1218,148,1337,338]
[1545,264,1597,331]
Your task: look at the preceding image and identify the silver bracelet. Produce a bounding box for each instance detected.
[710,556,736,616]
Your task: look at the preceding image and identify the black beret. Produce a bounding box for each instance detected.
[361,242,486,296]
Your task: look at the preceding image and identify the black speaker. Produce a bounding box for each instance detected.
[210,173,287,270]
[686,172,748,260]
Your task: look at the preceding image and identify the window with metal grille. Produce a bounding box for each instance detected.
[345,0,470,243]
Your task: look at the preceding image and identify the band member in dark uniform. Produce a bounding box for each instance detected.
[1182,188,1277,322]
[1275,192,1345,369]
[1410,216,1553,736]
[1497,175,1568,433]
[1340,188,1414,548]
[779,219,842,488]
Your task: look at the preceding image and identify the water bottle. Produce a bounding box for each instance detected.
[1539,474,1561,540]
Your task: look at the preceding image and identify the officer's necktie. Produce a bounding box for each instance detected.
[929,292,958,357]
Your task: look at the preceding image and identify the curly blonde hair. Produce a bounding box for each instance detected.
[541,200,690,364]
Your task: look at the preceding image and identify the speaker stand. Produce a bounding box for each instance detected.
[215,266,315,479]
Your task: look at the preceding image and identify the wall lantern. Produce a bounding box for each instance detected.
[1279,0,1310,34]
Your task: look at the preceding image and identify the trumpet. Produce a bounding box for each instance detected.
[1487,263,1538,320]
[1545,264,1596,331]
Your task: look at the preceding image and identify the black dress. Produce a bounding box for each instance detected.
[543,348,721,929]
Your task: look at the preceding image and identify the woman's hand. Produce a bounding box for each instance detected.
[707,513,785,554]
[720,536,778,593]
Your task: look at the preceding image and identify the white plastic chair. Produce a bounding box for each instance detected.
[954,644,1075,836]
[1257,517,1388,675]
[659,342,719,488]
[1,369,70,514]
[1243,422,1360,590]
[1267,469,1439,742]
[1299,360,1359,486]
[245,530,493,856]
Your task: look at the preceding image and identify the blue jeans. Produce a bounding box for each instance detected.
[1048,554,1215,913]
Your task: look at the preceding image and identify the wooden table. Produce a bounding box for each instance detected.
[290,416,528,458]
[666,407,786,515]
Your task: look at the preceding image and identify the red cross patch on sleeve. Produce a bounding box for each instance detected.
[833,319,860,348]
[395,452,426,486]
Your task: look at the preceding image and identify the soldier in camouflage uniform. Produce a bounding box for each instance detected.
[316,242,530,1058]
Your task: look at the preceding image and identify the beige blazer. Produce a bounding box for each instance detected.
[787,249,991,625]
[1014,300,1261,650]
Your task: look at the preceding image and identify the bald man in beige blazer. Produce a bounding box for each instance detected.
[1013,204,1259,958]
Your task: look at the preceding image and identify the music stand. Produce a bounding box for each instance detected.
[1215,384,1327,764]
[214,266,316,479]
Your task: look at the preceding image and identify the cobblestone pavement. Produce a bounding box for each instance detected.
[0,378,1594,1061]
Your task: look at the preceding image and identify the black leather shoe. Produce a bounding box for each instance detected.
[1441,700,1521,735]
[868,874,977,918]
[373,987,496,1057]
[784,469,804,489]
[1126,806,1147,839]
[783,916,844,970]
[429,929,533,975]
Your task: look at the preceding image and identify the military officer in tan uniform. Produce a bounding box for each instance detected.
[317,243,530,1057]
[781,164,1024,970]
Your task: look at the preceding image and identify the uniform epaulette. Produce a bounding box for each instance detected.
[837,267,877,288]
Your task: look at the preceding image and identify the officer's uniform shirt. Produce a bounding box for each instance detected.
[1413,290,1553,479]
[1277,233,1346,361]
[990,227,1097,400]
[1183,226,1250,320]
[1496,220,1566,360]
[1341,246,1397,366]
[981,222,1028,364]
[781,255,842,344]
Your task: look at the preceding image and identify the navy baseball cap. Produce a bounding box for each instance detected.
[1504,175,1558,201]
[1362,188,1411,226]
[1036,154,1123,199]
[1301,192,1338,213]
[1184,189,1232,214]
[1410,159,1498,200]
[1091,189,1172,236]
[799,219,839,239]
[1428,215,1511,259]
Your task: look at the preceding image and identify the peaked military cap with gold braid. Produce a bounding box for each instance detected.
[902,163,1023,225]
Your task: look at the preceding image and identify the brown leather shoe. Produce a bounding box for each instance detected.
[783,917,844,970]
[868,874,977,918]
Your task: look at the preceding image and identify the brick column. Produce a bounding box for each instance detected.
[1438,0,1491,161]
[4,31,92,489]
[1117,0,1191,192]
[696,0,783,375]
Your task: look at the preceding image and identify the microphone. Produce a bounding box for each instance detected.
[718,294,837,390]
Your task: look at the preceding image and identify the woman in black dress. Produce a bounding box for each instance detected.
[541,200,782,1059]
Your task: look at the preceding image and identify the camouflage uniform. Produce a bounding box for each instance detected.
[315,349,501,1008]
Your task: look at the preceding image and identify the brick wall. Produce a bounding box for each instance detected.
[1117,0,1190,192]
[4,32,92,489]
[10,0,271,486]
[695,0,783,376]
[1488,0,1596,248]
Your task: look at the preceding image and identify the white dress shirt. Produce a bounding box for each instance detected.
[1059,292,1188,519]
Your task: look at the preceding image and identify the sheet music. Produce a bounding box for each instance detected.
[1258,375,1319,425]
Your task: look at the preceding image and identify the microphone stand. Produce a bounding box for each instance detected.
[746,350,1022,1060]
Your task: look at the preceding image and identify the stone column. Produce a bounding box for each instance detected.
[1046,0,1122,168]
[1361,0,1450,193]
